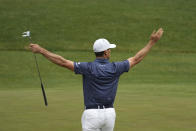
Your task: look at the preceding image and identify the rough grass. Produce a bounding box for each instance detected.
[0,0,196,52]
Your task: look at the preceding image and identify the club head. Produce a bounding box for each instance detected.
[22,34,28,37]
[22,31,31,37]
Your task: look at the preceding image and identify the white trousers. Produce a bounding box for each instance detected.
[81,108,116,131]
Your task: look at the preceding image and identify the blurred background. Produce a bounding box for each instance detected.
[0,0,195,131]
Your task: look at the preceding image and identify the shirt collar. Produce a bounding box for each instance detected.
[95,58,109,63]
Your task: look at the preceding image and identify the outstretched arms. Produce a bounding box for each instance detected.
[28,44,74,71]
[128,28,164,68]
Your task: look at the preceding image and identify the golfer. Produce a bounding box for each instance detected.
[28,28,163,131]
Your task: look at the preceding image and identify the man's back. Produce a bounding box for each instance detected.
[74,58,129,107]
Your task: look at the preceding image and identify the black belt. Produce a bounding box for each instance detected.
[85,104,113,110]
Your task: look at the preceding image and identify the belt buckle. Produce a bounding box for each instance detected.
[98,105,105,109]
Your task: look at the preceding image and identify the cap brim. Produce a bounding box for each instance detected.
[109,44,116,49]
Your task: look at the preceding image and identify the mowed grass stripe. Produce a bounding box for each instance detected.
[0,51,195,89]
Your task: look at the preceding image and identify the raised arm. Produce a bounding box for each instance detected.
[128,28,164,68]
[28,44,74,71]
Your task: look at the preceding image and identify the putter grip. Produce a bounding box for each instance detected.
[41,83,48,106]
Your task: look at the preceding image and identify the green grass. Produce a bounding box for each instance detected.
[0,51,196,131]
[0,0,196,130]
[0,0,196,52]
[1,84,196,131]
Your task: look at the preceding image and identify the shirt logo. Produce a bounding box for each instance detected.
[76,62,80,67]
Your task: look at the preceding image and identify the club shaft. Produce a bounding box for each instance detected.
[41,82,48,106]
[28,37,48,106]
[33,51,48,106]
[34,54,43,83]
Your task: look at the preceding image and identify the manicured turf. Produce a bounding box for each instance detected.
[0,0,196,130]
[1,84,196,131]
[0,51,196,131]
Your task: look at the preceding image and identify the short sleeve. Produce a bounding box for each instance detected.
[114,60,130,75]
[74,62,88,75]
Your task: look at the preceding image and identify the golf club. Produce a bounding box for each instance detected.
[22,31,48,106]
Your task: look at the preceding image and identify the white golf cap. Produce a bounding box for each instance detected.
[93,38,116,52]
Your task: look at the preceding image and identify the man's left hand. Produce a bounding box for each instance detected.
[150,28,164,43]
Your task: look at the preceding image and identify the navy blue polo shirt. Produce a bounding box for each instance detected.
[74,58,130,107]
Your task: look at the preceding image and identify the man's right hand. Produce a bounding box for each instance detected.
[28,44,43,53]
[26,43,74,71]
